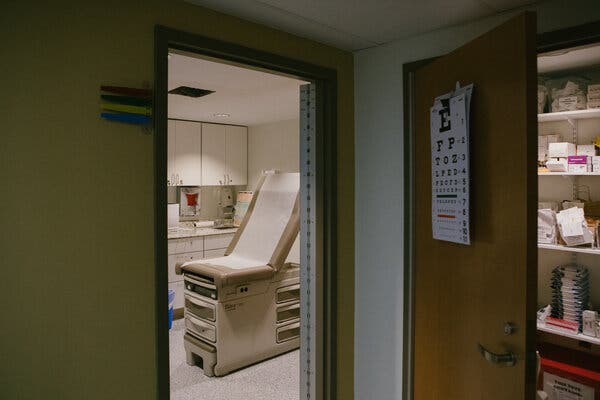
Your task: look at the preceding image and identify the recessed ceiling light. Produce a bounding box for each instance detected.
[213,113,230,118]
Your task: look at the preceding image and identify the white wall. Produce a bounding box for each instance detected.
[354,1,600,398]
[247,118,299,190]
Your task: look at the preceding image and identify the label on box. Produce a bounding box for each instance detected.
[568,156,589,164]
[543,372,594,400]
[559,96,579,111]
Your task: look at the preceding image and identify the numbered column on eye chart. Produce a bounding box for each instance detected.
[430,91,470,245]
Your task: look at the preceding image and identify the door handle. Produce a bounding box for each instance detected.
[477,343,516,367]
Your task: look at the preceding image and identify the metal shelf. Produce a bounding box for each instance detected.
[538,108,600,122]
[538,243,600,255]
[537,322,600,346]
[538,172,600,176]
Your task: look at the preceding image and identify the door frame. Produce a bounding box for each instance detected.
[153,26,338,400]
[402,19,600,400]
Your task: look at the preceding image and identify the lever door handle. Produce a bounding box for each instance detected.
[478,343,516,367]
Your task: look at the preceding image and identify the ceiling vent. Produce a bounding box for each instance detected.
[168,86,215,98]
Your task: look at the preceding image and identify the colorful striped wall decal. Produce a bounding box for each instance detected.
[100,86,152,97]
[101,94,151,107]
[101,102,151,116]
[101,112,151,124]
[100,85,152,126]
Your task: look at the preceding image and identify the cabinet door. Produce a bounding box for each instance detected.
[201,123,227,185]
[167,120,176,185]
[226,125,247,185]
[174,120,202,186]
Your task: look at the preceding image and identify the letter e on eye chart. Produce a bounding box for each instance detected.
[430,84,472,245]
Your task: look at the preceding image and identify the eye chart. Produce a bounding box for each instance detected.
[430,83,473,245]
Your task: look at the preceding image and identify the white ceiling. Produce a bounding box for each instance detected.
[185,0,539,51]
[168,53,307,126]
[538,43,600,74]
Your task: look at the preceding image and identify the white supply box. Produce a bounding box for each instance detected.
[577,144,597,156]
[546,158,568,172]
[592,156,600,172]
[588,83,600,93]
[569,164,589,173]
[548,142,576,158]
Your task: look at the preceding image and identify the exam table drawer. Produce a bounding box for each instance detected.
[276,321,300,343]
[185,312,216,343]
[276,284,300,304]
[276,303,300,324]
[185,294,216,322]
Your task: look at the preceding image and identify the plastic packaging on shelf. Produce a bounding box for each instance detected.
[538,209,557,244]
[546,76,589,112]
[538,84,548,113]
[556,207,594,246]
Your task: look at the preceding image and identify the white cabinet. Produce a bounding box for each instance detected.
[201,123,227,185]
[201,123,247,186]
[226,125,248,185]
[168,120,202,186]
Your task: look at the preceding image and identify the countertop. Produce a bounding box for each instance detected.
[168,224,237,240]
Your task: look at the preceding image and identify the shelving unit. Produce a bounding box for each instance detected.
[538,108,600,122]
[537,90,600,347]
[537,322,600,346]
[538,243,600,255]
[538,172,600,176]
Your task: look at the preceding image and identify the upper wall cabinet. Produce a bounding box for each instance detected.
[226,125,248,186]
[202,123,247,186]
[168,120,202,186]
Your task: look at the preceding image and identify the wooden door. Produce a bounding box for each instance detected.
[174,120,202,186]
[201,123,227,185]
[226,125,248,185]
[412,13,537,399]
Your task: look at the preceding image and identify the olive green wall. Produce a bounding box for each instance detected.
[0,1,354,398]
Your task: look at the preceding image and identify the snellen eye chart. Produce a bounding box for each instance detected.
[430,83,473,245]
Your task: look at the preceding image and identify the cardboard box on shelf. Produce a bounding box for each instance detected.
[592,156,600,172]
[546,158,568,172]
[568,155,590,164]
[538,147,548,163]
[569,164,589,173]
[548,142,576,158]
[588,83,600,93]
[577,144,597,156]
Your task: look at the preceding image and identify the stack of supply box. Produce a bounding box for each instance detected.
[546,141,598,172]
[547,265,589,333]
[588,83,600,109]
[538,134,560,166]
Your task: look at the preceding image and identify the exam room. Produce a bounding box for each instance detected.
[165,51,306,399]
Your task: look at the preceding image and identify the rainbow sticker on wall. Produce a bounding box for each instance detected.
[100,86,152,124]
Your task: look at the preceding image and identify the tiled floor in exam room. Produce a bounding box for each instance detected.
[169,318,299,400]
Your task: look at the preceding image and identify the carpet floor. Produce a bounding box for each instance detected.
[169,318,299,400]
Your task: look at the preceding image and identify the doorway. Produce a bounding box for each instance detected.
[154,26,338,400]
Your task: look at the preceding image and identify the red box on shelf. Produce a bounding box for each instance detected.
[539,357,600,400]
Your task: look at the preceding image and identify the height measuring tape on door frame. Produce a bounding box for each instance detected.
[300,84,317,400]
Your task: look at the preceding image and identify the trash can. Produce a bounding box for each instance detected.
[168,289,175,330]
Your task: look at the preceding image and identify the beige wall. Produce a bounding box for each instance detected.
[248,118,300,190]
[0,1,354,399]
